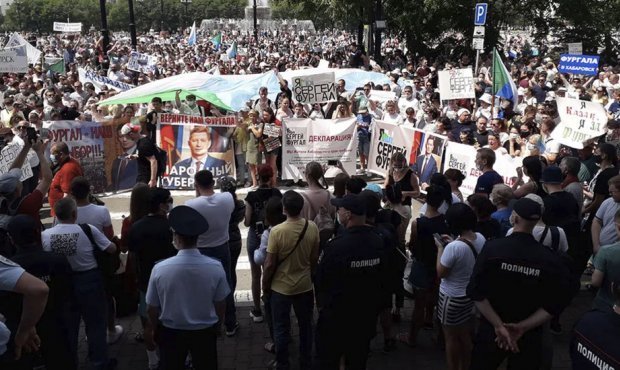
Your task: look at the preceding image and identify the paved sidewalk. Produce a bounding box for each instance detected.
[79,287,593,369]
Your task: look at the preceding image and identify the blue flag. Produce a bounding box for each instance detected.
[188,22,196,46]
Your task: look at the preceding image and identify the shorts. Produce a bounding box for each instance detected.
[358,135,370,156]
[437,291,474,326]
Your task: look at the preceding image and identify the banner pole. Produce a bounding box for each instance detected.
[490,48,496,120]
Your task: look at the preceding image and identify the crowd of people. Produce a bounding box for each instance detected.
[0,24,619,370]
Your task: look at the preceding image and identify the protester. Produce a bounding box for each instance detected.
[474,148,503,196]
[591,209,620,313]
[49,142,83,216]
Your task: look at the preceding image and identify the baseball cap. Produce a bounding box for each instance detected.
[0,168,22,194]
[541,166,563,184]
[513,198,542,221]
[168,205,209,237]
[330,194,366,215]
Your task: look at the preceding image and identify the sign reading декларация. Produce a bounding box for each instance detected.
[558,54,600,76]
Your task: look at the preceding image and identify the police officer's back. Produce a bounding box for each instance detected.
[467,198,570,369]
[0,215,72,370]
[315,194,386,369]
[570,280,620,369]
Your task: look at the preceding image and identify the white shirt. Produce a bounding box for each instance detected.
[398,97,419,114]
[381,112,403,125]
[506,226,568,253]
[76,204,113,234]
[439,232,486,297]
[42,223,110,272]
[185,192,235,248]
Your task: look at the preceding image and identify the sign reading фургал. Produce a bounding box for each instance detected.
[292,72,338,104]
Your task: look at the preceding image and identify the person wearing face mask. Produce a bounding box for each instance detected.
[49,142,83,218]
[174,91,201,116]
[583,143,619,230]
[127,187,176,370]
[146,205,229,370]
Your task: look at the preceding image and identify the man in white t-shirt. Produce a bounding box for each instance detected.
[398,86,419,116]
[69,176,125,344]
[42,197,116,370]
[185,170,236,330]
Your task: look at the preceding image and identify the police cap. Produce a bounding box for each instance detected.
[169,205,209,236]
[330,194,366,215]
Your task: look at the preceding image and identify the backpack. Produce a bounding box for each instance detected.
[0,196,21,258]
[301,191,335,248]
[251,190,281,238]
[539,225,580,296]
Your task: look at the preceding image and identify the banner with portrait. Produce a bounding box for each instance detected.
[281,118,357,180]
[43,120,125,193]
[442,142,520,196]
[127,51,159,74]
[368,122,447,182]
[157,113,236,190]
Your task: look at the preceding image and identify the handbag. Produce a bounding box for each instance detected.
[79,224,121,278]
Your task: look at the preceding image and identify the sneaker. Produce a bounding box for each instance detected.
[107,325,124,344]
[225,321,240,337]
[250,309,264,323]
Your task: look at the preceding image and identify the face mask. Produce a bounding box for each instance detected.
[510,133,519,140]
[337,210,349,226]
[594,155,603,164]
[50,154,57,163]
[520,131,530,138]
[535,113,543,123]
[47,98,55,104]
[187,101,196,108]
[509,213,516,226]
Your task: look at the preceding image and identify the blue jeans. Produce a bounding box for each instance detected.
[199,242,235,329]
[67,269,108,370]
[271,290,314,370]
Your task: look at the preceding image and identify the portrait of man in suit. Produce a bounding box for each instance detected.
[412,135,441,189]
[172,126,226,178]
[110,123,138,191]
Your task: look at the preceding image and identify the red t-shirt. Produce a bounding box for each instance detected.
[49,158,83,216]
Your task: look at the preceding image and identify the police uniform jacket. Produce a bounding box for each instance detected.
[466,232,570,324]
[570,309,620,370]
[315,225,387,326]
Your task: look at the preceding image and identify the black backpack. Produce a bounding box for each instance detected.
[251,190,281,238]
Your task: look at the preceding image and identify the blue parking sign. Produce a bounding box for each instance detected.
[474,3,488,25]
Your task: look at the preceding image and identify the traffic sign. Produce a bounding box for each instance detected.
[474,3,488,25]
[473,38,484,50]
[473,26,485,38]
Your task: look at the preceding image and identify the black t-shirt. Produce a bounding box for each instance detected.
[136,136,156,182]
[543,191,581,231]
[474,131,489,147]
[228,199,246,242]
[593,166,619,197]
[467,232,570,324]
[475,170,504,195]
[476,218,503,240]
[414,214,450,271]
[128,215,176,292]
[570,310,620,370]
[245,187,282,228]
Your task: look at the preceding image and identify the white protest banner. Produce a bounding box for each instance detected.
[551,97,608,149]
[567,42,582,55]
[0,49,27,73]
[43,120,124,193]
[368,120,416,177]
[443,142,519,196]
[158,116,236,190]
[282,118,357,180]
[291,72,338,104]
[127,51,158,73]
[438,68,475,101]
[78,68,134,93]
[53,22,82,33]
[0,144,33,181]
[4,33,41,65]
[159,113,237,127]
[368,90,397,103]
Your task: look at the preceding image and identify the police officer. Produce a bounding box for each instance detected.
[146,205,229,370]
[1,215,72,370]
[570,279,620,369]
[0,255,48,365]
[467,198,570,369]
[314,194,387,369]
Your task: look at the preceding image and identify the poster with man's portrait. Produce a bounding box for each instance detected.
[409,130,447,189]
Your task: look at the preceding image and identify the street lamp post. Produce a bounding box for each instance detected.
[98,0,110,67]
[253,0,258,41]
[181,0,192,29]
[128,0,137,49]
